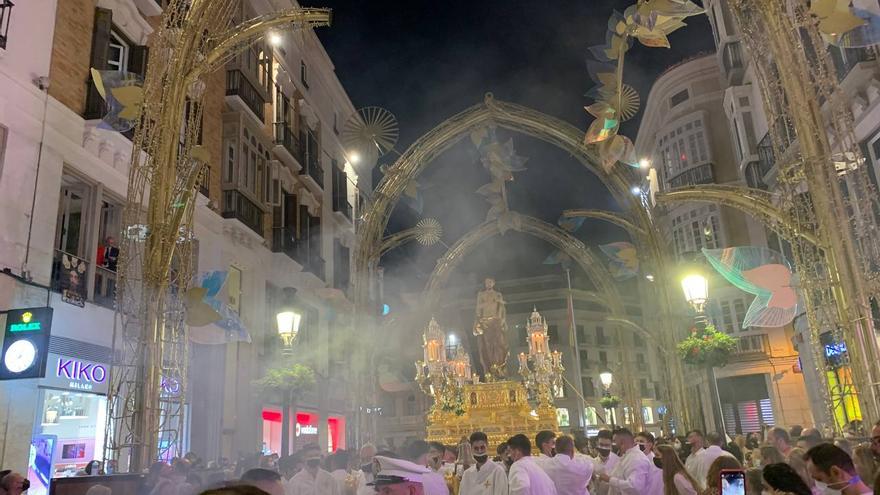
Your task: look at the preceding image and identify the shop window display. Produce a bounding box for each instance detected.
[34,389,106,478]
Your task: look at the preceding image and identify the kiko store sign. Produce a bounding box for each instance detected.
[42,354,110,395]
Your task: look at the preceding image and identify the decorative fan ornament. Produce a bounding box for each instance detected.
[600,241,639,280]
[414,218,443,246]
[702,247,798,329]
[617,84,641,121]
[341,106,399,158]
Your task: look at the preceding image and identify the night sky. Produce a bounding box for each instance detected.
[317,1,716,295]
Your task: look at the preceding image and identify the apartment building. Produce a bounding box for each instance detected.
[0,0,369,473]
[635,54,812,434]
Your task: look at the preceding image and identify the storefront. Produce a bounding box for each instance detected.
[261,408,346,455]
[28,353,110,492]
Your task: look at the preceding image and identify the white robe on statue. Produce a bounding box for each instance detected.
[460,460,508,495]
[542,454,594,495]
[509,456,558,495]
[286,468,340,495]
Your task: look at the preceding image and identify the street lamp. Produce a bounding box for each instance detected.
[599,368,616,428]
[277,287,302,348]
[599,369,613,390]
[680,272,725,435]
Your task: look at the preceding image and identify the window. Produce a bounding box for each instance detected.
[582,378,595,397]
[107,31,129,72]
[640,378,650,397]
[623,407,635,424]
[598,351,607,365]
[579,350,589,368]
[642,406,655,424]
[636,353,646,371]
[556,408,571,427]
[406,395,418,416]
[596,326,606,345]
[670,89,689,107]
[300,60,309,88]
[584,406,599,426]
[227,266,242,314]
[576,324,586,344]
[547,325,558,344]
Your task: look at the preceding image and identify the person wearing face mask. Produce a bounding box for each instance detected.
[762,462,813,495]
[692,432,734,491]
[403,441,450,495]
[542,435,593,495]
[804,443,873,495]
[286,444,339,495]
[635,433,662,495]
[593,428,652,495]
[506,433,557,495]
[534,430,557,469]
[0,472,29,495]
[684,430,706,482]
[459,432,508,495]
[590,429,620,495]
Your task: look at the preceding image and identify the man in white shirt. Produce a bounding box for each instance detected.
[534,430,557,469]
[403,440,450,495]
[593,428,651,495]
[692,432,734,490]
[590,430,620,495]
[329,450,363,495]
[460,432,508,495]
[542,435,593,495]
[287,445,340,495]
[507,433,558,495]
[683,430,705,482]
[635,432,663,495]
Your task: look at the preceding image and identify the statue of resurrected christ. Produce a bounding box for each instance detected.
[473,278,510,379]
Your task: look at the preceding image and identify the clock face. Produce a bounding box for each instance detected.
[4,339,37,373]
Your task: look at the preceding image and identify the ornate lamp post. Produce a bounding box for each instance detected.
[681,272,725,434]
[599,368,617,428]
[277,287,302,350]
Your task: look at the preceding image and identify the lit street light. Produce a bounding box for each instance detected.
[599,369,613,390]
[277,287,302,349]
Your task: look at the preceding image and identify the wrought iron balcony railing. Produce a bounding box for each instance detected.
[667,163,715,189]
[222,189,263,235]
[273,122,301,162]
[226,69,265,122]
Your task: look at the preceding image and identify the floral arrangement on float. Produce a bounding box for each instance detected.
[676,324,737,367]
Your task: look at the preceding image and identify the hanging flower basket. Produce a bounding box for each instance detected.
[599,395,621,409]
[676,324,737,368]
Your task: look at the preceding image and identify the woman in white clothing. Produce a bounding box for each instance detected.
[656,445,700,495]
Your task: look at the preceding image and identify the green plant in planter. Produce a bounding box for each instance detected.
[599,395,621,409]
[676,324,737,368]
[253,360,315,455]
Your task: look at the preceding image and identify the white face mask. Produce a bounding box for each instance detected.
[814,479,850,495]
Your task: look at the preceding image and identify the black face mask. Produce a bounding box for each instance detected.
[638,444,647,452]
[597,447,611,457]
[473,454,489,463]
[504,459,514,468]
[306,459,321,469]
[22,479,31,491]
[653,458,663,469]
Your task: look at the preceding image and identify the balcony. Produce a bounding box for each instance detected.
[332,195,353,221]
[198,166,210,198]
[732,334,770,359]
[222,190,263,235]
[226,70,265,123]
[831,45,876,82]
[722,41,744,85]
[273,122,302,170]
[94,267,117,309]
[306,255,325,281]
[300,129,324,191]
[668,163,715,189]
[304,152,323,189]
[271,227,307,266]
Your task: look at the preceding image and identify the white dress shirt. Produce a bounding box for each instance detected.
[422,470,451,495]
[693,445,735,490]
[286,468,340,495]
[509,456,559,495]
[607,445,652,495]
[673,472,699,495]
[542,453,593,495]
[460,460,509,495]
[590,452,620,495]
[684,447,704,483]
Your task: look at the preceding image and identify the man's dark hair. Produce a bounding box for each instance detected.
[706,432,724,446]
[789,425,804,439]
[241,468,282,483]
[770,427,791,444]
[556,435,574,455]
[596,429,613,441]
[507,434,532,456]
[612,427,634,439]
[535,430,556,448]
[762,463,812,495]
[404,440,431,461]
[199,486,272,495]
[636,431,655,444]
[686,429,704,438]
[724,442,744,464]
[333,450,351,470]
[804,443,856,475]
[496,442,508,455]
[574,434,590,452]
[470,432,488,444]
[428,441,445,453]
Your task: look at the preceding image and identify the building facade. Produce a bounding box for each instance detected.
[376,274,667,447]
[0,0,368,475]
[635,54,813,434]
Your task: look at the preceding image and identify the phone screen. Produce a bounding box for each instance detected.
[720,469,746,495]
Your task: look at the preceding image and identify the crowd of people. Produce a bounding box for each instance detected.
[0,420,877,495]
